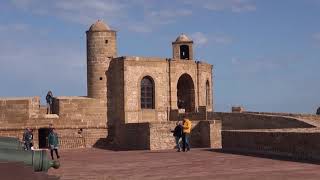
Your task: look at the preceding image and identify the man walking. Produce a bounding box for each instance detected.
[182,118,192,152]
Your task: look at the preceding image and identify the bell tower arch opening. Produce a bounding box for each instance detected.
[180,45,190,60]
[177,73,195,112]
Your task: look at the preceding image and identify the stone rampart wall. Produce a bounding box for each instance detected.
[211,112,315,130]
[149,120,221,150]
[0,96,108,149]
[222,129,320,161]
[116,120,221,150]
[53,96,106,127]
[117,123,150,150]
[0,97,40,126]
[244,111,320,127]
[0,128,107,149]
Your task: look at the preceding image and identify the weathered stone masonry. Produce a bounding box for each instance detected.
[0,20,217,150]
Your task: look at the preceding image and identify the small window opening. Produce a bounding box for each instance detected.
[99,77,103,80]
[105,40,108,44]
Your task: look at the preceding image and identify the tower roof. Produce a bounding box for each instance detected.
[88,20,111,32]
[175,34,192,42]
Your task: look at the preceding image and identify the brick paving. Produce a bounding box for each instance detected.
[46,148,320,180]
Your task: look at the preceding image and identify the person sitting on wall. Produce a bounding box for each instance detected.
[182,118,192,152]
[171,121,183,152]
[46,91,53,114]
[48,128,60,160]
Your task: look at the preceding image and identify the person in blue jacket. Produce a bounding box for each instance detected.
[48,128,60,160]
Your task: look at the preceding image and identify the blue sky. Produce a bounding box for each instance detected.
[0,0,319,113]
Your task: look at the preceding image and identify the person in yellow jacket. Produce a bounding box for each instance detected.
[182,118,192,152]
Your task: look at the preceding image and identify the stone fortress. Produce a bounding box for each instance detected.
[1,20,320,160]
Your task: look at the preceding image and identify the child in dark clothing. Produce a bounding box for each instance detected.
[171,121,183,152]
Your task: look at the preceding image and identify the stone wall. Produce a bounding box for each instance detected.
[197,62,213,112]
[0,127,107,149]
[107,58,125,127]
[149,120,221,150]
[170,106,210,121]
[0,96,108,149]
[211,112,315,130]
[121,56,213,123]
[56,128,107,149]
[244,111,320,127]
[116,120,221,150]
[116,123,150,150]
[0,97,40,125]
[222,128,320,161]
[123,57,169,123]
[52,96,106,127]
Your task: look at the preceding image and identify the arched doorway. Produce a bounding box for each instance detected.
[38,128,50,148]
[177,73,195,112]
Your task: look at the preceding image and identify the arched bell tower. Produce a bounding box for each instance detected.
[172,34,194,60]
[86,20,117,100]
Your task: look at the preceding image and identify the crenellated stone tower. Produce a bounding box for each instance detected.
[86,20,117,100]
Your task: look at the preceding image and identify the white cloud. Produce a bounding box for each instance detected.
[231,57,240,65]
[10,0,128,26]
[184,0,256,13]
[313,32,320,41]
[190,32,233,46]
[212,34,233,45]
[191,32,208,46]
[11,0,34,9]
[9,0,193,32]
[230,55,303,74]
[0,23,29,32]
[128,24,152,33]
[145,9,192,25]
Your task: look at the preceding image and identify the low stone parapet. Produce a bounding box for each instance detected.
[222,128,320,161]
[116,120,221,150]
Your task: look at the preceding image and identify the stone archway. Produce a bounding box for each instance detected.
[177,73,195,112]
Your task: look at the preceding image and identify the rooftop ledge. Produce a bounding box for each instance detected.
[0,96,39,100]
[113,56,209,64]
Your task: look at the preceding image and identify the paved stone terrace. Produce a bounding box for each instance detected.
[44,148,320,180]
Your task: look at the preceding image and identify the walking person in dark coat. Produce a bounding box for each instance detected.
[171,121,183,152]
[48,128,60,160]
